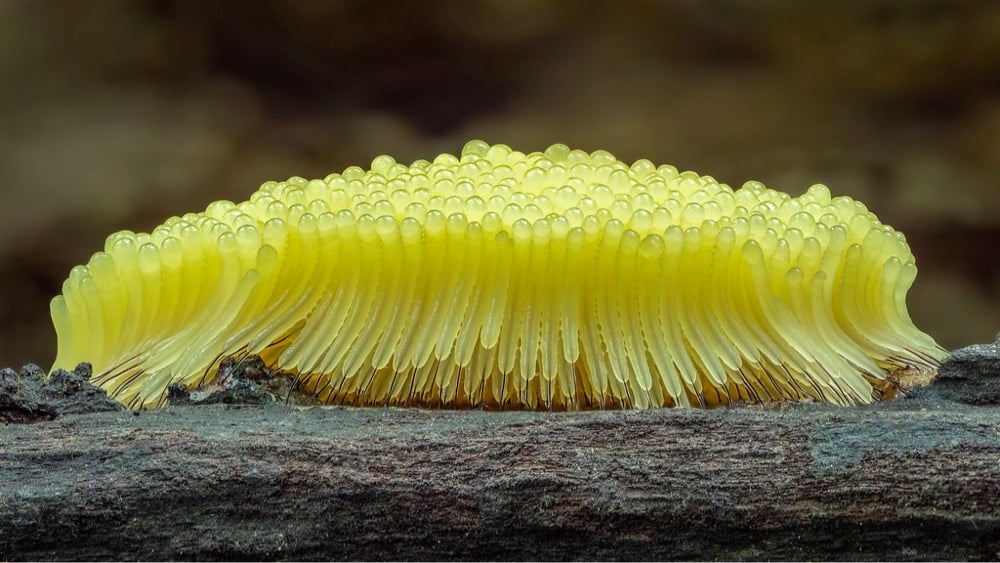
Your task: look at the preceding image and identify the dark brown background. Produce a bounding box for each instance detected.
[2,0,998,368]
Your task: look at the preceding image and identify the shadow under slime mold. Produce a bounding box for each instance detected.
[166,354,308,407]
[49,140,946,411]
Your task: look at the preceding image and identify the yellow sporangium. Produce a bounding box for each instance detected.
[50,140,946,410]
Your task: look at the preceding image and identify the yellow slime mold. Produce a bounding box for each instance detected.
[51,140,946,410]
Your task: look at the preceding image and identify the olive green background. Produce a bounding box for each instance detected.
[2,0,998,368]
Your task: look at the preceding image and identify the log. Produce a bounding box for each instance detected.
[2,396,1000,561]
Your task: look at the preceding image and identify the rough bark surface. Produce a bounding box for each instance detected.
[2,395,1000,561]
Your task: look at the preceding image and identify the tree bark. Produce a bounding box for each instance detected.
[1,399,999,561]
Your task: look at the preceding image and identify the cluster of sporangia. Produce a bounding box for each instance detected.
[52,140,945,410]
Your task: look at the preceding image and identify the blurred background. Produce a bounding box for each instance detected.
[1,0,998,368]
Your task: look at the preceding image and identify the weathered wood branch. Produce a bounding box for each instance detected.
[2,397,999,561]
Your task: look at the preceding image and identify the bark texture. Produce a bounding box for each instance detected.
[2,397,999,561]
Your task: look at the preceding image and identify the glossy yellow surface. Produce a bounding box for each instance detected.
[51,140,946,410]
